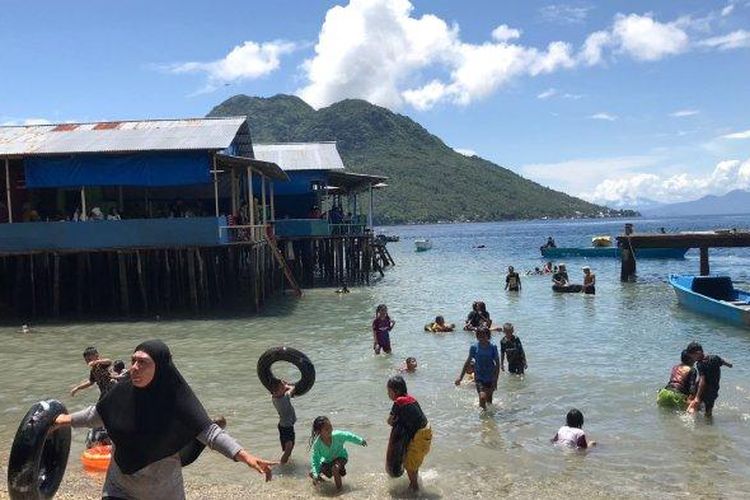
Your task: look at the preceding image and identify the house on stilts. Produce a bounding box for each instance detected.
[0,118,390,320]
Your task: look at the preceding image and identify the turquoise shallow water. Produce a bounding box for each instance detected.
[1,216,750,498]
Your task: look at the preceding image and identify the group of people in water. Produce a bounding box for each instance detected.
[47,275,730,498]
[658,342,733,417]
[518,262,596,294]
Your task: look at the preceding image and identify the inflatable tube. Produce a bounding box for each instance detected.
[385,426,408,478]
[257,347,316,396]
[7,399,71,500]
[81,445,111,473]
[552,284,583,293]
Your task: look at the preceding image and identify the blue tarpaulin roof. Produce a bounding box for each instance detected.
[24,151,212,188]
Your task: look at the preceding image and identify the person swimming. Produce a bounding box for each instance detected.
[424,315,455,332]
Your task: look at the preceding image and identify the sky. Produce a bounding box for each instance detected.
[1,0,749,207]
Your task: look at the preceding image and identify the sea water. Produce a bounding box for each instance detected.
[1,216,749,498]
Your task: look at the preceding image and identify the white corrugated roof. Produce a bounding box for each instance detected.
[252,142,345,171]
[0,117,251,156]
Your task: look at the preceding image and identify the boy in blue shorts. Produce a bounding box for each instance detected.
[455,326,500,409]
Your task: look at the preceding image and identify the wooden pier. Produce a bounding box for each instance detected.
[616,227,750,281]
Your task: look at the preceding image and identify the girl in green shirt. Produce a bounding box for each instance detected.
[309,416,367,491]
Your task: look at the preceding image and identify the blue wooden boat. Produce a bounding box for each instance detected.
[541,247,688,259]
[669,275,750,326]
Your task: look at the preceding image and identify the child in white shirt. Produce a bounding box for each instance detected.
[552,408,595,449]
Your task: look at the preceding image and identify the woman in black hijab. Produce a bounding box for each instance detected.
[55,340,275,499]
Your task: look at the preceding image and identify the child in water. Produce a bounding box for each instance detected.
[552,409,595,449]
[111,359,129,380]
[455,326,500,409]
[270,379,297,463]
[372,304,395,354]
[656,350,696,410]
[505,266,521,291]
[309,416,367,491]
[400,357,418,373]
[424,315,455,332]
[70,346,115,399]
[500,323,527,375]
[686,342,733,417]
[387,375,432,491]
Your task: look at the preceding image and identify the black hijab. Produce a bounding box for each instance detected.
[96,340,211,474]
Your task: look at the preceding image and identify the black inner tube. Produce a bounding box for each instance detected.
[8,400,71,500]
[552,284,583,293]
[385,426,408,478]
[257,347,316,397]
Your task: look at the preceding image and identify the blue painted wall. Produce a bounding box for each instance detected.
[0,216,227,253]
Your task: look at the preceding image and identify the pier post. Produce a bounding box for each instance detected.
[4,159,12,223]
[118,251,130,315]
[620,247,636,282]
[699,247,710,276]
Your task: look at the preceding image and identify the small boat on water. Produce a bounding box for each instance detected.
[591,235,613,247]
[669,275,750,326]
[415,239,432,252]
[541,246,688,259]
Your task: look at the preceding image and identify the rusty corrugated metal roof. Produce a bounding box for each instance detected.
[252,142,345,171]
[0,117,251,156]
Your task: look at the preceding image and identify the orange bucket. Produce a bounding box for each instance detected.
[81,445,111,472]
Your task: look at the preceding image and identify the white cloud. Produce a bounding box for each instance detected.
[721,4,735,17]
[298,0,580,110]
[589,112,617,121]
[579,13,690,65]
[670,109,700,117]
[298,0,457,109]
[520,155,662,195]
[454,148,477,157]
[538,4,592,25]
[167,40,295,92]
[698,30,750,50]
[491,24,522,42]
[1,118,52,126]
[721,129,750,139]
[294,2,744,111]
[610,13,689,61]
[580,31,612,65]
[585,158,750,205]
[537,88,558,99]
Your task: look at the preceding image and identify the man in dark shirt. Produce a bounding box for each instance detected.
[552,264,569,287]
[70,346,116,399]
[505,266,521,292]
[686,342,733,417]
[500,323,527,374]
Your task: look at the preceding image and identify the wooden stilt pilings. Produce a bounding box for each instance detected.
[0,242,283,320]
[279,234,392,287]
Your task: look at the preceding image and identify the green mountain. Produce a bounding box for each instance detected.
[208,94,633,224]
